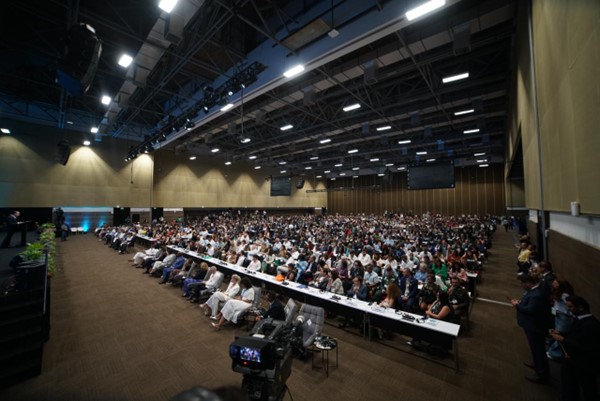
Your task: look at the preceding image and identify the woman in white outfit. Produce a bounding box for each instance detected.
[201,274,241,318]
[211,278,255,329]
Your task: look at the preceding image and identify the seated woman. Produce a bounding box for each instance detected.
[379,282,401,309]
[425,291,452,321]
[211,278,255,330]
[201,274,241,318]
[326,269,344,295]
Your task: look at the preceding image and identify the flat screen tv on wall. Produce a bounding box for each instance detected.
[408,162,455,190]
[270,176,292,196]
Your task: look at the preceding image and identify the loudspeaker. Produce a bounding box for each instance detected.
[164,13,184,44]
[363,60,379,84]
[296,178,305,189]
[57,23,102,96]
[56,140,71,166]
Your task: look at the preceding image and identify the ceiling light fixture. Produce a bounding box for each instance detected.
[280,124,293,131]
[240,137,251,143]
[463,128,480,134]
[310,156,319,160]
[385,163,394,167]
[280,170,287,174]
[442,72,469,83]
[118,54,133,67]
[348,149,358,154]
[352,167,360,170]
[339,173,346,176]
[343,103,361,112]
[220,103,234,112]
[90,127,98,133]
[398,139,411,144]
[378,173,385,177]
[416,151,427,155]
[83,140,91,146]
[334,163,343,167]
[1,128,10,134]
[406,0,446,21]
[225,161,232,165]
[370,158,380,162]
[283,64,305,78]
[254,166,261,170]
[324,170,331,174]
[249,155,257,160]
[398,167,406,170]
[279,161,287,165]
[376,126,392,131]
[189,156,196,160]
[101,95,111,105]
[454,109,475,116]
[474,152,486,156]
[158,0,179,13]
[479,164,489,167]
[211,148,220,153]
[477,159,488,163]
[426,158,436,162]
[316,175,322,178]
[319,138,331,144]
[305,166,312,170]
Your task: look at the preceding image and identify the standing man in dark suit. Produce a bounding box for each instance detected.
[511,274,552,383]
[550,295,600,401]
[256,291,286,322]
[1,210,20,248]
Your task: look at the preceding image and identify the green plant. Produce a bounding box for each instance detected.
[20,242,45,261]
[20,225,58,276]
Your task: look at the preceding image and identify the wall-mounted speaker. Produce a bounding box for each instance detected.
[56,23,102,97]
[56,140,71,166]
[296,177,305,189]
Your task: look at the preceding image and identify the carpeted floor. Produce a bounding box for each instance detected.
[0,230,559,401]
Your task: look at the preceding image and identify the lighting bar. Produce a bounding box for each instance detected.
[220,103,234,112]
[189,156,196,160]
[316,175,322,178]
[477,159,488,163]
[101,95,111,105]
[385,163,394,167]
[398,139,411,145]
[310,156,319,160]
[305,167,312,170]
[280,124,293,131]
[211,148,220,153]
[416,151,427,155]
[225,161,232,165]
[319,138,331,144]
[343,103,361,112]
[426,158,436,162]
[279,161,287,165]
[283,64,305,78]
[370,158,380,162]
[324,170,331,174]
[463,128,480,134]
[158,0,179,13]
[352,167,360,171]
[378,173,385,177]
[334,163,343,167]
[280,170,287,174]
[474,152,486,156]
[479,164,489,167]
[339,173,346,176]
[442,72,469,83]
[248,155,257,160]
[398,167,406,170]
[405,0,445,21]
[83,140,91,146]
[1,128,10,134]
[454,109,474,116]
[348,149,358,154]
[254,166,261,170]
[118,54,133,67]
[376,126,392,131]
[90,127,98,133]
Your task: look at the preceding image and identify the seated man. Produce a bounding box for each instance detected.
[398,267,419,312]
[256,291,286,322]
[131,244,161,267]
[148,248,175,275]
[418,271,440,312]
[186,265,222,301]
[346,276,367,301]
[447,276,470,322]
[158,253,186,284]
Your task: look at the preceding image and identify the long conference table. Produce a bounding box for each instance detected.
[136,236,461,371]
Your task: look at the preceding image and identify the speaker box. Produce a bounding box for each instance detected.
[164,13,184,44]
[296,178,305,189]
[56,140,71,166]
[57,23,102,97]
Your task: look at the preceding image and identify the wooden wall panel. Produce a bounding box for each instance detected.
[327,165,505,216]
[548,229,600,317]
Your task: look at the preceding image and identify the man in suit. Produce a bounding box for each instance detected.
[398,267,419,312]
[1,210,20,248]
[550,295,600,401]
[511,274,552,383]
[257,291,285,321]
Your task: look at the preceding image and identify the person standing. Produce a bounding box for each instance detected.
[1,210,20,248]
[511,274,552,383]
[550,295,600,401]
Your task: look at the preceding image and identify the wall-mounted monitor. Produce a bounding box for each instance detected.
[270,176,291,196]
[408,162,455,190]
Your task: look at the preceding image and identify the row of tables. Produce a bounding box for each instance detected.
[136,235,462,371]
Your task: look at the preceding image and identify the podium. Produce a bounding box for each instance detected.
[16,221,28,246]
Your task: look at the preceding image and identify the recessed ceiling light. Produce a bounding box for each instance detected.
[339,173,346,176]
[454,109,474,116]
[305,166,312,170]
[225,161,232,165]
[283,64,305,78]
[416,151,427,155]
[343,103,361,112]
[474,152,486,157]
[398,140,411,144]
[220,103,234,112]
[463,128,480,134]
[370,158,380,162]
[279,161,287,165]
[101,95,111,105]
[189,156,196,160]
[378,173,385,177]
[330,177,336,181]
[211,148,220,153]
[385,163,394,167]
[405,0,445,21]
[118,54,133,67]
[319,138,331,144]
[352,167,360,170]
[376,126,392,131]
[426,158,436,162]
[398,167,406,170]
[442,72,469,83]
[280,170,287,174]
[348,149,358,154]
[310,156,319,160]
[1,128,10,134]
[334,163,343,167]
[90,127,98,133]
[254,166,261,170]
[280,124,293,131]
[248,155,257,160]
[83,140,91,146]
[324,170,331,174]
[479,164,489,167]
[158,0,179,13]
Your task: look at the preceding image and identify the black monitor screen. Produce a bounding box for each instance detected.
[271,176,291,196]
[408,163,455,190]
